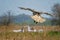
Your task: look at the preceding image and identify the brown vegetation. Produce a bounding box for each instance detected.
[0,25,60,40]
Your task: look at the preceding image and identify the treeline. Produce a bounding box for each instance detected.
[51,3,60,25]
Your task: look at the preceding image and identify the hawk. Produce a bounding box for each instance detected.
[18,7,53,24]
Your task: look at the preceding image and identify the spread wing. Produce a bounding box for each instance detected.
[42,12,53,16]
[18,7,53,16]
[18,7,41,15]
[18,7,36,12]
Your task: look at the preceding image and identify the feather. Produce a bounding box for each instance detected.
[43,12,53,16]
[31,15,46,23]
[18,7,35,12]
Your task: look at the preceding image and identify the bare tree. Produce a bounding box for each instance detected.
[0,11,13,26]
[51,3,60,25]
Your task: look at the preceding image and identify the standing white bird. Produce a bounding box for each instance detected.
[18,7,53,24]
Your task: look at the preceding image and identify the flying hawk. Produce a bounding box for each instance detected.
[18,7,53,24]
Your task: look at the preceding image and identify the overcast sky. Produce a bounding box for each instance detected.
[0,0,60,16]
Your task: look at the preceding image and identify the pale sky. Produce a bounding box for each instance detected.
[0,0,60,16]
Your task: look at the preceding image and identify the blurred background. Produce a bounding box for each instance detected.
[0,0,60,26]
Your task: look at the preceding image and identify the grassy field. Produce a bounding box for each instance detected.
[0,32,60,40]
[0,25,60,40]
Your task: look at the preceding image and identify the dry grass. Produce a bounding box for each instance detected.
[0,32,60,40]
[0,25,60,40]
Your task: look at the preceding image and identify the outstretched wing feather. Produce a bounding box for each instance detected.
[18,7,35,12]
[43,12,53,16]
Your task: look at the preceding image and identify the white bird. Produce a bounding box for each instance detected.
[13,29,22,32]
[27,26,37,32]
[27,25,33,32]
[13,29,24,32]
[18,7,53,24]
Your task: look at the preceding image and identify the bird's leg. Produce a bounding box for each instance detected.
[34,20,38,24]
[34,20,36,23]
[36,22,38,24]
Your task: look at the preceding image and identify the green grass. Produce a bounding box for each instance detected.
[48,31,60,36]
